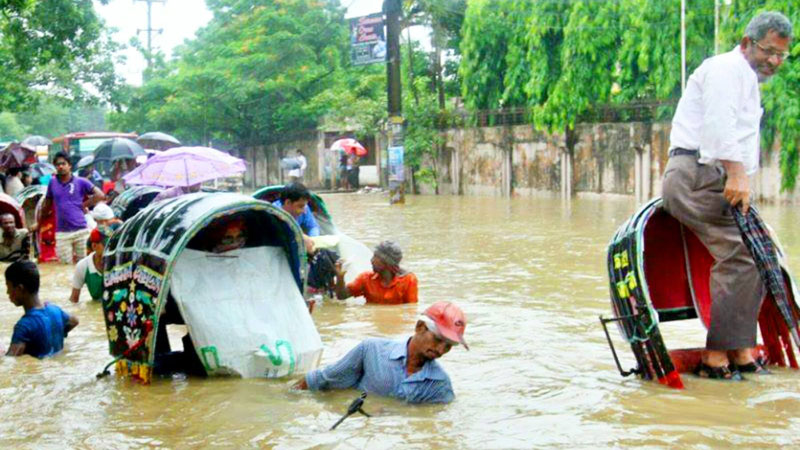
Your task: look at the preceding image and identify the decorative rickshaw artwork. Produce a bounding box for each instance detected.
[102,192,322,383]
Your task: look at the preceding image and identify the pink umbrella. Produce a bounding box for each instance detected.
[122,146,246,187]
[0,142,36,169]
[330,138,367,157]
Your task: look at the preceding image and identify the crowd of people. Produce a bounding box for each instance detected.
[0,151,468,405]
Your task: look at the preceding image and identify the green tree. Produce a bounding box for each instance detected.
[0,0,122,110]
[16,97,109,137]
[111,0,358,148]
[0,112,26,141]
[718,2,799,190]
[459,0,520,109]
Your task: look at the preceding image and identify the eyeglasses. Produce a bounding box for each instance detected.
[754,41,790,60]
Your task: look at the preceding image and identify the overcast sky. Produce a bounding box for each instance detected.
[95,0,415,86]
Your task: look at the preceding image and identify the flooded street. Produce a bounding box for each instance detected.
[1,194,800,448]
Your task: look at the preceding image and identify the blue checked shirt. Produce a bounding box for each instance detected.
[305,338,455,404]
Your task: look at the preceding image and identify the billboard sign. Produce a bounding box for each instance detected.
[350,13,386,65]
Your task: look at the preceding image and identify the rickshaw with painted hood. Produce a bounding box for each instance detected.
[100,192,322,382]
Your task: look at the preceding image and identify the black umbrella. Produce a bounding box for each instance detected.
[137,132,181,150]
[21,135,52,147]
[94,138,146,162]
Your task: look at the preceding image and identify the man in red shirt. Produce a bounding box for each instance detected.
[334,240,418,305]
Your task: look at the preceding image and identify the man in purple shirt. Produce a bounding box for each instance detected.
[43,152,105,264]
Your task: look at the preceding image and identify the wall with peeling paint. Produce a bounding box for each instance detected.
[425,121,799,203]
[238,121,800,203]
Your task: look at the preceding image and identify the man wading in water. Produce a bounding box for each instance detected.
[294,301,468,404]
[333,240,418,305]
[662,11,792,380]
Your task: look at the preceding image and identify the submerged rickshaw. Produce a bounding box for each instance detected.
[109,185,164,221]
[101,193,322,383]
[253,185,372,285]
[601,198,800,388]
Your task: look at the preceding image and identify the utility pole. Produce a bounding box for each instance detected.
[384,0,405,204]
[135,0,165,76]
[384,0,402,118]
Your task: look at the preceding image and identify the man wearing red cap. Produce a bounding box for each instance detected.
[294,301,468,404]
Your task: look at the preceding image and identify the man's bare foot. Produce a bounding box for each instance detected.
[702,349,730,368]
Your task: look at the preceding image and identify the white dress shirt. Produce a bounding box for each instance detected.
[288,155,307,178]
[669,46,763,175]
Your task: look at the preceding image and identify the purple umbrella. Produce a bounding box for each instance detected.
[122,146,246,187]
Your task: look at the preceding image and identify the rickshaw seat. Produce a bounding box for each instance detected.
[643,208,713,325]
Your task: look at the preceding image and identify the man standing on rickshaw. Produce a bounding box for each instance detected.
[662,12,792,379]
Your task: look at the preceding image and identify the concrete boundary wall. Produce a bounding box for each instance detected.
[239,122,800,203]
[423,121,800,203]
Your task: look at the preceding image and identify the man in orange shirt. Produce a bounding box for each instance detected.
[334,240,418,305]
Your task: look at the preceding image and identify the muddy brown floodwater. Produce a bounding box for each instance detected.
[1,194,799,448]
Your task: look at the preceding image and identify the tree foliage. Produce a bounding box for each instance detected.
[458,0,520,110]
[717,1,800,190]
[110,0,367,148]
[0,98,108,141]
[0,0,122,110]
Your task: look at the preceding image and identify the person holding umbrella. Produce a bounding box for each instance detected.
[93,138,146,195]
[77,155,104,189]
[330,138,367,190]
[42,152,105,264]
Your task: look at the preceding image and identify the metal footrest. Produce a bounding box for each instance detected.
[599,314,643,377]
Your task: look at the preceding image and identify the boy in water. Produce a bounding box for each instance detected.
[6,260,79,357]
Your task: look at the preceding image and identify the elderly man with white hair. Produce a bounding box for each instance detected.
[333,240,418,305]
[662,11,793,380]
